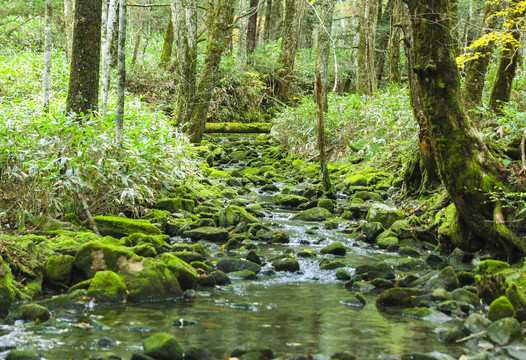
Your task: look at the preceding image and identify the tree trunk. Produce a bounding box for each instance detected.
[448,0,460,57]
[388,0,401,84]
[276,0,302,102]
[132,8,144,64]
[402,0,525,254]
[461,0,502,114]
[247,0,259,54]
[267,0,282,41]
[316,71,332,196]
[110,6,120,68]
[356,0,377,96]
[261,0,272,43]
[63,0,75,60]
[159,18,174,68]
[375,0,393,84]
[42,0,52,112]
[66,0,102,117]
[115,0,126,146]
[185,0,235,143]
[100,0,117,120]
[300,6,315,49]
[315,0,335,111]
[171,0,198,129]
[489,1,522,115]
[237,0,249,69]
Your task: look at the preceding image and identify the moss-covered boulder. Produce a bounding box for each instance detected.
[0,257,16,316]
[94,216,161,238]
[35,215,79,232]
[161,253,198,290]
[345,174,368,187]
[5,350,41,360]
[352,191,383,202]
[216,258,261,274]
[424,266,459,291]
[123,233,171,254]
[317,199,334,213]
[486,317,523,345]
[437,203,474,250]
[218,205,260,228]
[75,241,141,278]
[20,303,51,322]
[476,259,510,275]
[376,236,399,249]
[143,332,184,360]
[182,226,229,243]
[366,203,405,229]
[376,287,426,307]
[290,207,331,221]
[45,254,75,283]
[355,262,395,280]
[320,242,346,256]
[487,296,515,321]
[122,258,182,302]
[320,260,346,270]
[154,198,195,213]
[87,270,127,303]
[272,258,300,272]
[272,194,309,208]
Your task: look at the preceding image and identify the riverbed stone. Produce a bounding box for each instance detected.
[464,313,491,334]
[291,207,331,221]
[272,194,309,208]
[318,199,334,212]
[355,262,395,280]
[216,258,261,274]
[231,345,273,360]
[20,303,51,322]
[183,227,229,243]
[366,203,405,229]
[229,270,257,280]
[487,295,515,321]
[170,251,204,263]
[336,269,351,281]
[376,287,426,307]
[5,350,41,360]
[353,191,383,202]
[75,241,141,278]
[45,254,75,283]
[218,205,260,227]
[451,288,479,307]
[486,317,523,345]
[355,222,385,242]
[424,266,459,291]
[320,260,346,270]
[123,234,171,254]
[346,174,368,187]
[87,270,127,303]
[94,216,162,238]
[272,257,300,272]
[143,332,184,360]
[320,242,346,256]
[376,236,398,249]
[476,259,510,275]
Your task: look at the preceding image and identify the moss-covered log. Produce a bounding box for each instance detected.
[204,122,272,134]
[402,0,526,255]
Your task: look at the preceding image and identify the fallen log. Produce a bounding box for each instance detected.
[204,122,272,134]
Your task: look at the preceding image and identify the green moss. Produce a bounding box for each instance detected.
[45,254,75,283]
[75,241,141,278]
[154,198,195,213]
[94,216,161,238]
[87,270,127,303]
[487,295,515,321]
[161,253,198,290]
[143,332,184,360]
[0,257,16,316]
[476,260,510,275]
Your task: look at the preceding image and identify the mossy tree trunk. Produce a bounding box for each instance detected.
[489,0,522,115]
[65,0,103,117]
[461,0,502,114]
[237,0,249,69]
[315,0,336,112]
[42,0,52,112]
[356,0,377,96]
[170,0,197,130]
[388,0,402,84]
[402,0,526,254]
[375,0,393,84]
[261,0,272,43]
[184,0,235,144]
[159,18,174,68]
[247,0,259,55]
[63,0,75,60]
[115,0,126,146]
[267,0,283,41]
[276,0,302,102]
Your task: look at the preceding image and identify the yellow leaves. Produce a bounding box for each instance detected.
[456,30,522,68]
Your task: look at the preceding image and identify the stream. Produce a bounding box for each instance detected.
[0,135,491,360]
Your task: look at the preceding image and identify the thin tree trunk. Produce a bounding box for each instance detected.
[357,0,377,95]
[247,0,259,54]
[64,0,75,60]
[375,0,393,84]
[261,0,272,43]
[237,0,249,69]
[159,18,174,67]
[461,0,502,113]
[101,0,118,120]
[315,0,335,111]
[403,0,526,254]
[110,6,120,68]
[316,71,331,195]
[66,0,103,117]
[132,8,144,64]
[388,0,401,84]
[267,0,282,41]
[42,0,52,112]
[449,0,460,57]
[115,0,127,146]
[185,0,235,143]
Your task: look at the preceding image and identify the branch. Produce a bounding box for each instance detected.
[6,15,38,36]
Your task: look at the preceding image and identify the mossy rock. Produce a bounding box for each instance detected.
[272,258,300,272]
[346,174,368,187]
[75,241,141,278]
[154,198,195,213]
[320,242,346,256]
[229,270,257,280]
[216,258,261,274]
[366,203,405,229]
[132,243,158,258]
[206,168,232,179]
[318,199,334,212]
[171,251,204,263]
[290,207,331,221]
[45,254,75,283]
[451,288,479,307]
[143,332,184,360]
[424,266,459,291]
[355,262,395,280]
[19,303,51,322]
[35,215,79,232]
[161,253,198,290]
[218,205,260,228]
[486,317,523,345]
[94,216,161,238]
[123,258,182,302]
[123,233,171,254]
[320,260,345,270]
[336,269,352,281]
[272,194,309,208]
[376,287,426,307]
[487,296,515,321]
[182,226,229,243]
[352,191,383,202]
[476,259,510,275]
[0,257,16,316]
[376,236,398,249]
[87,270,127,303]
[5,350,41,360]
[144,209,168,232]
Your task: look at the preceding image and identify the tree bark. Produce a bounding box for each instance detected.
[276,0,302,102]
[63,0,75,60]
[402,0,525,254]
[159,18,174,68]
[356,0,377,96]
[100,0,118,120]
[237,0,249,69]
[132,8,144,64]
[315,0,336,112]
[461,0,502,114]
[66,0,102,117]
[388,0,401,84]
[375,0,393,83]
[267,0,282,41]
[115,0,127,146]
[247,0,259,54]
[184,0,235,143]
[261,0,272,43]
[42,0,52,112]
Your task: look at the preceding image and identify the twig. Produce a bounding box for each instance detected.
[6,15,38,36]
[78,194,100,236]
[455,331,486,343]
